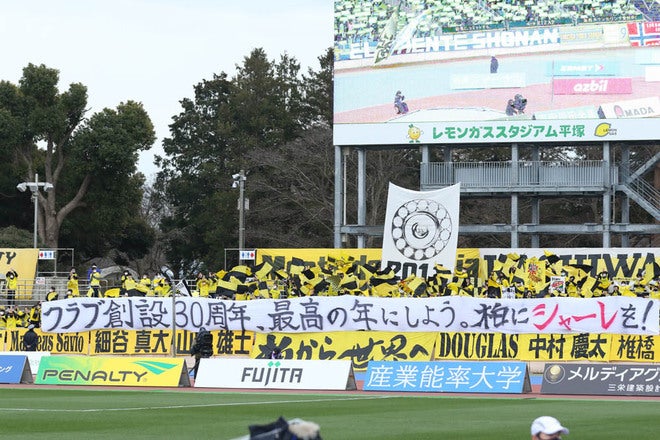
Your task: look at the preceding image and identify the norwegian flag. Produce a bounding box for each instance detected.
[627,21,660,47]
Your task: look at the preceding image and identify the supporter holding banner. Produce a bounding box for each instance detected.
[257,248,382,271]
[256,247,658,295]
[0,248,39,299]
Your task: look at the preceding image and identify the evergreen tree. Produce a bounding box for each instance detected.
[0,63,156,259]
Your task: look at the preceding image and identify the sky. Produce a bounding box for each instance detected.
[1,0,334,179]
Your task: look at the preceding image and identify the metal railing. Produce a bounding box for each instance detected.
[626,174,660,208]
[0,278,108,307]
[1,276,196,308]
[616,157,660,220]
[421,160,611,190]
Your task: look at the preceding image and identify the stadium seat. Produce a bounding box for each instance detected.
[332,0,645,43]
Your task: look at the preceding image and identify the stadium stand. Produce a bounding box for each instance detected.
[630,0,660,20]
[334,0,647,44]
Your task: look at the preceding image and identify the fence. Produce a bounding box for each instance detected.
[0,277,197,308]
[422,160,613,190]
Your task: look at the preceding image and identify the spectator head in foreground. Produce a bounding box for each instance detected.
[531,416,569,440]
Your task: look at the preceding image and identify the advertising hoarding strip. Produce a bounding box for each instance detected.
[0,355,33,384]
[363,360,530,393]
[34,356,187,387]
[194,358,355,390]
[541,362,660,396]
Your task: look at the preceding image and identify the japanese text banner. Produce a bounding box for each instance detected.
[40,296,659,335]
[252,331,436,371]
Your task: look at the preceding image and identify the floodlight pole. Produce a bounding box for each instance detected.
[17,173,53,249]
[32,175,39,248]
[232,170,247,265]
[238,170,246,262]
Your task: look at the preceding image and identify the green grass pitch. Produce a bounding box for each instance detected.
[1,388,659,439]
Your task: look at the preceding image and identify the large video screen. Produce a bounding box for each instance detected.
[333,0,660,145]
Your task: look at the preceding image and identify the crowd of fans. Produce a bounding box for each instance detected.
[184,254,659,301]
[0,303,40,330]
[335,0,646,44]
[2,251,658,329]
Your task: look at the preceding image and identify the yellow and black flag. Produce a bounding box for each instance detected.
[288,257,306,275]
[228,265,252,282]
[403,276,427,297]
[253,261,273,280]
[216,277,238,298]
[339,274,359,292]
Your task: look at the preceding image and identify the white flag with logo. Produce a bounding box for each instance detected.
[381,183,460,277]
[175,280,191,297]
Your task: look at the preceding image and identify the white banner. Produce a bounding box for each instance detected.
[194,359,354,390]
[40,296,658,335]
[381,183,460,276]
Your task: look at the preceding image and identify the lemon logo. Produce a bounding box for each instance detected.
[407,124,422,143]
[595,123,611,137]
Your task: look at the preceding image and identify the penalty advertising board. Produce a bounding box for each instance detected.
[35,356,189,387]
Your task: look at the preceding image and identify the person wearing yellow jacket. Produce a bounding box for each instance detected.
[153,273,172,297]
[67,268,80,297]
[46,287,59,301]
[28,302,41,328]
[207,272,218,298]
[89,265,102,297]
[593,271,612,297]
[196,272,210,297]
[566,276,579,297]
[123,273,140,296]
[2,306,19,328]
[136,274,152,296]
[6,268,18,306]
[487,271,502,298]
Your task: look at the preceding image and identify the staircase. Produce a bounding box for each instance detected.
[630,0,660,21]
[617,153,660,220]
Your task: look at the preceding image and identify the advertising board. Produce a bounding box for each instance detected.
[0,355,33,384]
[363,360,530,393]
[35,356,189,387]
[334,1,660,145]
[541,362,660,396]
[194,358,355,390]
